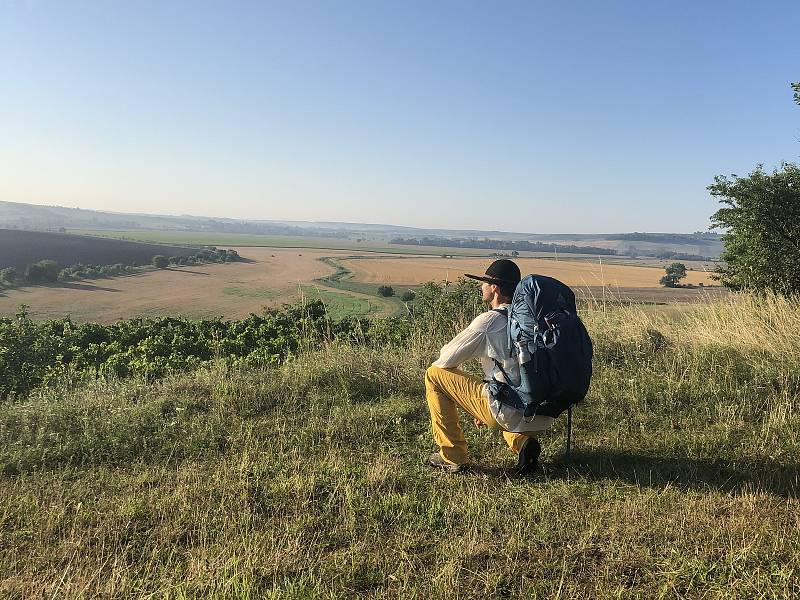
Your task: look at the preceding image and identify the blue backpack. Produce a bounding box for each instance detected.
[488,274,593,418]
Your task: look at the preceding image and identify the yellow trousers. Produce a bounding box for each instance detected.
[425,365,533,466]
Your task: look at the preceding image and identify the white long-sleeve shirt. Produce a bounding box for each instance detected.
[432,305,517,383]
[432,304,554,433]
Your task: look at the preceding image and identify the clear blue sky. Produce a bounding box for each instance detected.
[1,1,798,233]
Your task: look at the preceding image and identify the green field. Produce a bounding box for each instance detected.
[314,256,420,317]
[299,284,384,319]
[222,285,279,300]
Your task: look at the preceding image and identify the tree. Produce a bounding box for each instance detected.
[25,260,59,283]
[400,290,416,302]
[659,262,687,288]
[709,163,800,295]
[377,285,395,297]
[152,255,169,269]
[0,267,17,284]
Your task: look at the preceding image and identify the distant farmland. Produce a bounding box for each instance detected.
[343,255,716,288]
[0,248,368,322]
[0,229,201,271]
[0,246,725,323]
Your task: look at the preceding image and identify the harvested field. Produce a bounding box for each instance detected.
[344,255,715,288]
[0,248,354,322]
[0,249,723,323]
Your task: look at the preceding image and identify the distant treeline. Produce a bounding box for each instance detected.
[616,232,719,245]
[389,237,617,255]
[649,251,710,261]
[198,220,350,238]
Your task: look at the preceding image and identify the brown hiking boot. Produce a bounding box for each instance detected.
[427,452,468,473]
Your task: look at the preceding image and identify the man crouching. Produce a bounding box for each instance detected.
[425,259,554,474]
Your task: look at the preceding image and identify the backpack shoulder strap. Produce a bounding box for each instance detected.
[488,306,520,385]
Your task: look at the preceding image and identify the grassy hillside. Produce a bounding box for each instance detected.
[0,229,200,272]
[1,294,798,597]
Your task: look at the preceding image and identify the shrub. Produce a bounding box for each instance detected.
[377,285,395,297]
[400,290,416,302]
[25,260,59,283]
[152,255,169,269]
[0,267,17,284]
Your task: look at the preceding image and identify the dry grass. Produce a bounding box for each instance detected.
[344,255,715,287]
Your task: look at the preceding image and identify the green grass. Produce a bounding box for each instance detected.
[314,256,419,318]
[299,285,383,320]
[1,296,799,597]
[222,285,279,300]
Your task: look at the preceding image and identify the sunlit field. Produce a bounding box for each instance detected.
[344,255,715,287]
[0,246,719,322]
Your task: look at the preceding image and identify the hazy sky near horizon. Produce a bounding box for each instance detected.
[1,1,798,234]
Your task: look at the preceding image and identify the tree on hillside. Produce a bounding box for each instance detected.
[0,267,17,284]
[377,285,395,297]
[709,163,800,295]
[659,262,687,288]
[25,260,59,283]
[152,255,169,269]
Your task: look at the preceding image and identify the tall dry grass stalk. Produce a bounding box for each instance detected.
[581,292,800,361]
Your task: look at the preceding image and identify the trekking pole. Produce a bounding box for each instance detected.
[565,405,573,462]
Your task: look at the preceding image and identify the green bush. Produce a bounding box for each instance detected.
[0,267,17,284]
[25,260,59,283]
[0,300,409,401]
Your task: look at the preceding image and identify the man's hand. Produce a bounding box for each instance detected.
[473,417,486,428]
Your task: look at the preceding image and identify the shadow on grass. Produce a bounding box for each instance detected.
[164,267,210,276]
[546,449,799,498]
[53,282,121,292]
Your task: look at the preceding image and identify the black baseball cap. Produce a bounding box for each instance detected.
[464,259,521,286]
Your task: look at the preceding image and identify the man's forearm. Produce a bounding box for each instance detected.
[432,329,482,368]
